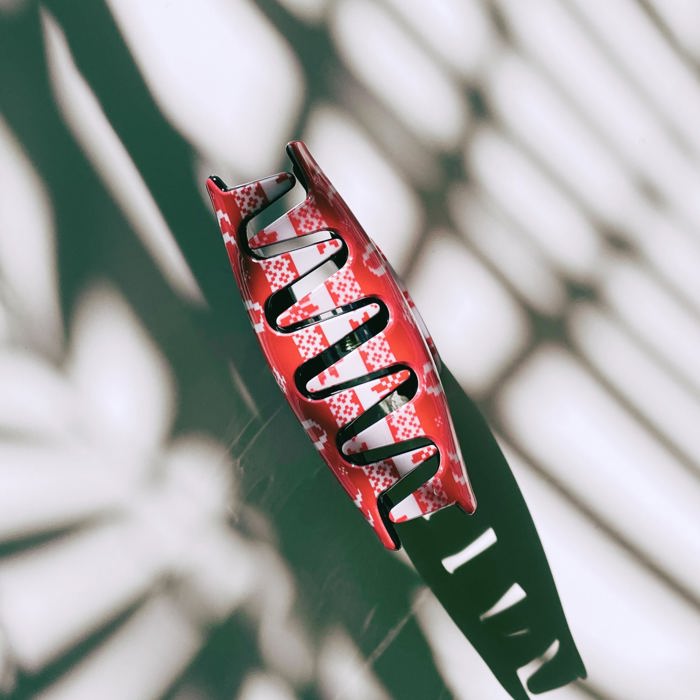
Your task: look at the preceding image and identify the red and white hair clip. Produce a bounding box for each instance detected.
[206,141,475,549]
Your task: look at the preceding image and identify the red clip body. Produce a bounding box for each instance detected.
[207,141,475,548]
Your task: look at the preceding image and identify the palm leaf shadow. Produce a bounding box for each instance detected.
[2,2,585,698]
[0,2,447,698]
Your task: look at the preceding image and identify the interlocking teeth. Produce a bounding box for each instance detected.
[207,140,477,549]
[244,187,443,510]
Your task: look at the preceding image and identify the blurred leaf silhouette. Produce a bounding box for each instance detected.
[1,0,700,699]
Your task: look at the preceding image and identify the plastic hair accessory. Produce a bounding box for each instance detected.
[207,142,586,699]
[207,141,475,549]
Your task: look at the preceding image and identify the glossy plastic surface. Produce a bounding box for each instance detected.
[206,141,475,548]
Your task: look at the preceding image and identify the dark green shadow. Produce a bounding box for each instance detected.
[397,367,586,699]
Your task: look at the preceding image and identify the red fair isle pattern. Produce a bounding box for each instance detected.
[216,210,232,236]
[260,254,299,293]
[370,371,407,397]
[302,418,329,453]
[312,364,340,388]
[348,306,377,330]
[249,213,294,249]
[362,460,400,496]
[278,285,336,328]
[292,324,329,360]
[289,193,327,234]
[326,389,364,427]
[280,298,322,326]
[410,444,437,465]
[359,332,395,372]
[362,241,388,277]
[344,436,368,455]
[413,480,451,513]
[306,349,366,393]
[243,299,265,334]
[387,402,423,442]
[315,239,335,256]
[327,265,363,306]
[422,361,441,396]
[249,227,279,247]
[232,183,266,219]
[287,239,342,278]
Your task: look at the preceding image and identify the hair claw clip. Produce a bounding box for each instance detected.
[206,141,475,549]
[207,142,586,698]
